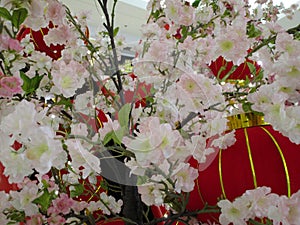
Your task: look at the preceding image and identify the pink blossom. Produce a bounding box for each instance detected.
[123,117,182,166]
[165,0,195,26]
[286,190,300,224]
[46,0,66,25]
[214,17,252,65]
[285,107,300,144]
[72,201,89,214]
[144,39,173,63]
[0,192,10,224]
[275,32,299,57]
[25,214,44,225]
[51,59,89,98]
[0,34,22,51]
[211,131,236,150]
[10,182,40,216]
[49,193,75,215]
[186,135,214,164]
[0,76,23,98]
[218,198,250,225]
[44,24,74,46]
[242,186,277,218]
[267,196,290,225]
[138,183,165,206]
[46,214,66,225]
[171,162,199,193]
[24,0,48,30]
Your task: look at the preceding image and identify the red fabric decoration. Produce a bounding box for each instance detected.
[16,23,65,60]
[209,56,261,80]
[186,125,300,223]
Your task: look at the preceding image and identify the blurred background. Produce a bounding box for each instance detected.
[60,0,300,59]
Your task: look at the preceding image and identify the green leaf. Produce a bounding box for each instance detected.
[103,128,124,146]
[100,180,109,191]
[4,209,25,224]
[103,131,115,146]
[118,103,131,128]
[32,190,53,213]
[152,9,160,20]
[114,126,126,144]
[12,8,28,29]
[246,61,256,75]
[242,102,253,113]
[70,183,85,198]
[20,71,43,95]
[0,20,4,33]
[113,27,119,37]
[0,7,12,20]
[20,71,31,93]
[192,0,201,8]
[220,65,236,82]
[137,175,148,185]
[247,23,262,38]
[181,26,188,41]
[56,97,73,108]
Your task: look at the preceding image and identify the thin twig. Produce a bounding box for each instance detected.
[97,0,125,105]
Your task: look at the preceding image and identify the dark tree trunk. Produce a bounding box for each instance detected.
[122,185,144,225]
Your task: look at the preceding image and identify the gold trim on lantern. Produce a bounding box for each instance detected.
[218,149,227,199]
[260,127,291,197]
[217,113,291,204]
[195,178,206,206]
[87,185,103,203]
[244,128,258,189]
[227,113,268,131]
[195,178,219,223]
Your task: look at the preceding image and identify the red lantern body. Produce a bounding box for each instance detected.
[186,115,300,223]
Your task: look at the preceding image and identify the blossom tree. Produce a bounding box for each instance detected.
[0,0,299,224]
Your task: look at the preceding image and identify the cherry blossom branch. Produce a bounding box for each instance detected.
[97,0,125,105]
[0,59,5,74]
[247,24,300,57]
[64,6,110,72]
[0,52,12,76]
[144,206,220,225]
[65,5,124,104]
[177,112,199,129]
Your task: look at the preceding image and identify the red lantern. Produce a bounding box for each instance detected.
[186,113,300,223]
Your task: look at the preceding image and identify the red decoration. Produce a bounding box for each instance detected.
[124,80,152,108]
[0,162,18,193]
[186,124,300,223]
[16,23,65,60]
[209,55,261,80]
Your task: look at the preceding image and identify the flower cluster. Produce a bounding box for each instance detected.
[218,187,300,225]
[247,31,300,144]
[0,0,124,224]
